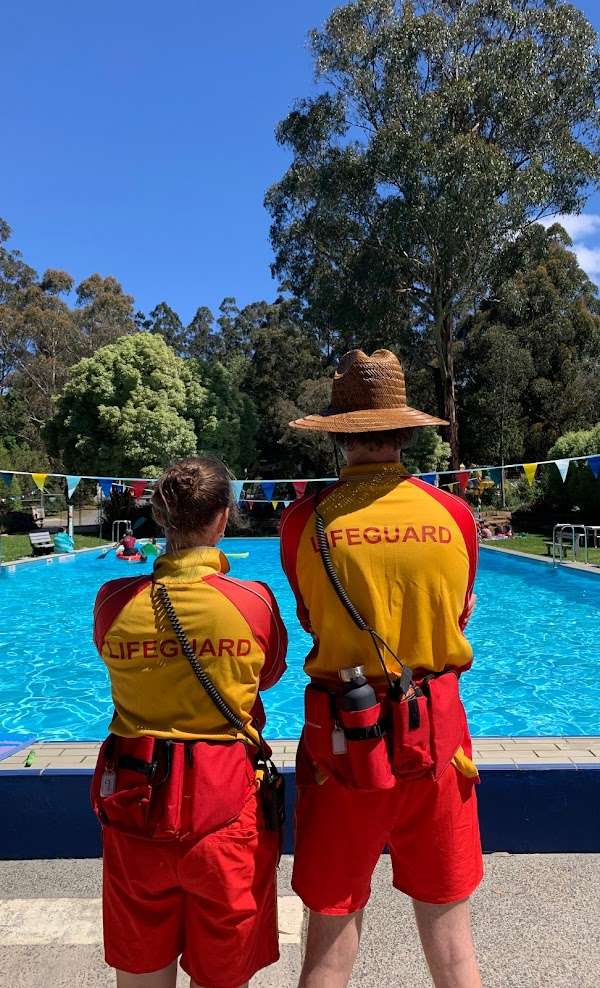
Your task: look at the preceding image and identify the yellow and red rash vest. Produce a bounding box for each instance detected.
[280,462,478,681]
[280,463,478,777]
[93,547,287,744]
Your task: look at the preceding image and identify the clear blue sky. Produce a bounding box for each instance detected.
[3,0,600,323]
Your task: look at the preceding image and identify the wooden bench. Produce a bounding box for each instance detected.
[544,540,574,559]
[29,531,55,556]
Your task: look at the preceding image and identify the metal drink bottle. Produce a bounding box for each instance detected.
[338,665,378,711]
[336,665,395,789]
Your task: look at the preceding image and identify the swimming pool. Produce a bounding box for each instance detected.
[0,541,599,741]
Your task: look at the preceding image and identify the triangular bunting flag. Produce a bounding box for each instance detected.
[587,455,600,479]
[283,500,290,508]
[98,478,114,498]
[65,476,81,501]
[293,481,308,498]
[421,473,438,486]
[457,470,470,492]
[262,481,275,502]
[230,481,244,502]
[31,473,48,492]
[523,463,538,485]
[1,472,13,488]
[487,468,502,487]
[272,500,279,510]
[130,480,146,498]
[555,459,570,483]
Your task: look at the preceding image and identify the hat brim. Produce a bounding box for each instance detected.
[289,407,449,433]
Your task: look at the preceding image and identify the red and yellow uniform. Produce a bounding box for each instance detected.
[94,546,286,744]
[93,546,287,986]
[280,462,483,912]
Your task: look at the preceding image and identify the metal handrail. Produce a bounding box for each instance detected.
[552,524,589,567]
[111,519,131,544]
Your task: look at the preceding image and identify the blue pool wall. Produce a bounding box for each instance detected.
[0,764,599,859]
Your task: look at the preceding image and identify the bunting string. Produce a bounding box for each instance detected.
[1,452,599,506]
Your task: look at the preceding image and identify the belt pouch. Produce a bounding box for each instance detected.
[149,741,184,838]
[338,703,395,791]
[303,684,352,782]
[182,741,255,839]
[91,736,155,833]
[390,691,433,778]
[423,671,465,780]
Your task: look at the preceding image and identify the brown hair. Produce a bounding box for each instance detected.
[334,428,415,451]
[151,457,234,544]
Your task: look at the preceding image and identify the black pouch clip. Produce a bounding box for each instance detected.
[259,758,286,833]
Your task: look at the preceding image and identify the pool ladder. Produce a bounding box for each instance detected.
[552,524,589,567]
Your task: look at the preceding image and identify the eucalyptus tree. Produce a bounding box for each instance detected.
[267,0,600,465]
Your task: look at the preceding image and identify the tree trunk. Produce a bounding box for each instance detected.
[438,311,461,470]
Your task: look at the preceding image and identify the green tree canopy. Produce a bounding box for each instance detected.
[459,223,600,462]
[76,274,136,353]
[45,334,208,476]
[267,0,600,466]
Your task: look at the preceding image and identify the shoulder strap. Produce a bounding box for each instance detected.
[152,580,271,756]
[314,496,412,695]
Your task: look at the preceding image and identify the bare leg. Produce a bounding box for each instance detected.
[116,960,178,988]
[191,983,248,988]
[413,898,481,988]
[299,910,363,988]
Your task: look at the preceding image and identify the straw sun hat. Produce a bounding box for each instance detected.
[289,349,448,433]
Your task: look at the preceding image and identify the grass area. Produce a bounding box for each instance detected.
[483,533,600,565]
[0,534,107,563]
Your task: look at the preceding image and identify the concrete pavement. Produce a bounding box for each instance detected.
[1,854,599,987]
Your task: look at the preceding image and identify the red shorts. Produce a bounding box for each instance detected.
[102,790,279,987]
[293,744,483,914]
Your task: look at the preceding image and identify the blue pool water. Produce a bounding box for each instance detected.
[0,541,599,741]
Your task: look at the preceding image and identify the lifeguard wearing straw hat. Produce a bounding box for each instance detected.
[289,349,448,433]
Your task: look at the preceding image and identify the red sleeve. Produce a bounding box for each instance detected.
[279,494,316,634]
[407,478,478,629]
[203,575,287,690]
[93,576,151,652]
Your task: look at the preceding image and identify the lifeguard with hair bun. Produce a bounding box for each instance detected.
[92,456,287,988]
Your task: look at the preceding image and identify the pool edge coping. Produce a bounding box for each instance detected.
[480,543,600,577]
[2,737,599,773]
[0,543,114,569]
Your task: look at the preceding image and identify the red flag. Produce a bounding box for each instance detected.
[293,481,308,498]
[130,480,146,498]
[457,470,470,492]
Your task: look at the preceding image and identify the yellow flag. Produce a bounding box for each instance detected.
[272,500,279,510]
[523,463,538,485]
[31,473,48,492]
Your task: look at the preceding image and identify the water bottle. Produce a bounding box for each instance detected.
[338,665,378,712]
[336,665,395,790]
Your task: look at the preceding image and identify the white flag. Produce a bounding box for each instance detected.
[555,459,570,483]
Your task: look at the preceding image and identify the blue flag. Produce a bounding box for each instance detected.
[587,456,600,479]
[421,473,438,486]
[487,468,503,487]
[261,481,275,501]
[230,481,244,502]
[98,478,114,498]
[65,475,81,501]
[0,472,13,488]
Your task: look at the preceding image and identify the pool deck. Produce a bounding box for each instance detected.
[1,853,599,986]
[1,736,600,772]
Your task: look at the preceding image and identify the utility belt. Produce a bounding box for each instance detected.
[303,668,468,791]
[91,579,285,843]
[91,735,258,841]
